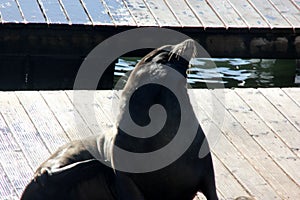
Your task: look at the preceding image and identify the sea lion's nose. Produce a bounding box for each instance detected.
[173,39,197,61]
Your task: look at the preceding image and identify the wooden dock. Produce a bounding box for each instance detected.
[0,88,299,200]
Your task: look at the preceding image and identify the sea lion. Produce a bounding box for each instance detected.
[21,39,218,200]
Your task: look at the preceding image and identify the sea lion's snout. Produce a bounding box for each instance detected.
[169,39,197,64]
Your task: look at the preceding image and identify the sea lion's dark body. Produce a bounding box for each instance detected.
[21,39,218,200]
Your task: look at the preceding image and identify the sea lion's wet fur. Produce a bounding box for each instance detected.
[21,39,218,200]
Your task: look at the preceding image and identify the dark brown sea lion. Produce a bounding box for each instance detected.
[21,39,218,200]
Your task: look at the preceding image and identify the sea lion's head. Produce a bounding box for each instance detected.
[136,39,197,76]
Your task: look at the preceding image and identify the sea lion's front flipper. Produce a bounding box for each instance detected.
[115,172,145,200]
[21,159,103,200]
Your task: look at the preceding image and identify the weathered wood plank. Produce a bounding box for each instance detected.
[283,87,300,107]
[143,0,180,26]
[248,0,291,28]
[40,91,94,141]
[123,0,158,26]
[236,88,300,158]
[259,88,300,131]
[101,0,136,26]
[0,92,50,170]
[227,0,269,28]
[269,0,300,28]
[230,89,300,185]
[37,0,69,24]
[66,91,113,135]
[200,89,300,199]
[211,154,250,199]
[16,91,70,153]
[81,0,113,25]
[17,0,46,23]
[190,90,277,199]
[206,0,247,28]
[60,0,91,24]
[165,0,202,27]
[199,117,279,199]
[0,112,34,197]
[0,0,23,22]
[0,163,18,199]
[185,0,224,28]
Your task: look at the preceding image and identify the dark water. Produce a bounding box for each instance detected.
[114,58,299,88]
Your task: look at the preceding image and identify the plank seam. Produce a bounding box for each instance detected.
[0,115,26,198]
[64,91,98,136]
[226,0,251,29]
[289,0,300,10]
[79,0,94,26]
[121,0,139,26]
[141,0,162,27]
[282,88,300,107]
[163,0,184,27]
[14,93,52,154]
[184,0,206,29]
[259,88,300,132]
[267,0,296,31]
[95,0,117,26]
[36,0,50,24]
[246,0,273,29]
[57,0,71,24]
[14,0,25,23]
[38,91,72,141]
[204,0,228,29]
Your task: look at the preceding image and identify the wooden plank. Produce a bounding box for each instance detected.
[283,87,300,107]
[0,163,18,199]
[211,154,250,199]
[190,90,278,199]
[122,0,158,26]
[293,0,300,8]
[0,112,34,197]
[101,0,136,26]
[66,91,113,135]
[223,89,300,185]
[259,88,300,131]
[0,0,23,23]
[37,0,69,24]
[16,91,70,153]
[185,0,224,28]
[81,0,113,25]
[227,0,269,28]
[198,115,279,199]
[236,88,300,158]
[247,0,291,28]
[60,0,91,24]
[206,0,247,28]
[269,0,300,28]
[17,0,46,23]
[195,89,300,199]
[94,90,118,125]
[164,0,202,27]
[40,91,94,141]
[0,92,50,170]
[143,0,180,26]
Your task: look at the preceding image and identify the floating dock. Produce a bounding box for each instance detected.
[0,88,299,199]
